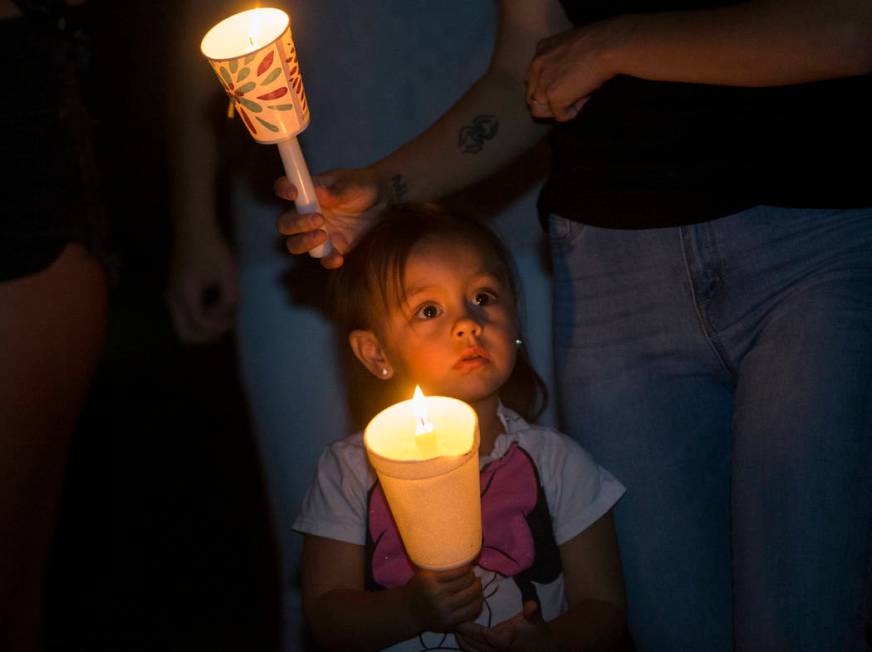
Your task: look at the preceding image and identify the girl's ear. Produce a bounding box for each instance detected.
[348,330,393,380]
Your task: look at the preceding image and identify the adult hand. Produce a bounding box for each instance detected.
[275,166,388,269]
[526,23,618,122]
[403,565,484,634]
[166,230,238,344]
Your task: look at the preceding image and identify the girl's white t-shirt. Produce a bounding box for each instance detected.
[293,405,626,651]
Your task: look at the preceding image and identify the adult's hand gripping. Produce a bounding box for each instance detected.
[275,166,387,269]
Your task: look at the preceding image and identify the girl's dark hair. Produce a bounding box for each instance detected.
[330,202,547,428]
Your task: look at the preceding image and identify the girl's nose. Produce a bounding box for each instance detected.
[453,315,482,339]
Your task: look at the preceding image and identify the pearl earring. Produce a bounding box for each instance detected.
[381,367,389,377]
[515,338,523,346]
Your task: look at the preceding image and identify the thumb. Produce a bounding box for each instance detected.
[308,171,341,208]
[522,600,541,623]
[482,625,515,649]
[212,275,239,320]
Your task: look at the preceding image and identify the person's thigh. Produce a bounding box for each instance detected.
[0,242,107,651]
[722,207,872,652]
[550,217,734,651]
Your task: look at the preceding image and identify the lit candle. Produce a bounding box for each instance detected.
[412,386,438,457]
[364,387,482,570]
[201,7,330,258]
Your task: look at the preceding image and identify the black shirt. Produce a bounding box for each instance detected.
[540,0,872,228]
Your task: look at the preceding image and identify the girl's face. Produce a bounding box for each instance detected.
[377,236,519,409]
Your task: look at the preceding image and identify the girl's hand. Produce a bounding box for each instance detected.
[457,601,553,652]
[403,565,484,633]
[274,166,388,269]
[525,22,619,122]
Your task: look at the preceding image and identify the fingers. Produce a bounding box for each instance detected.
[276,210,324,237]
[526,33,592,122]
[526,52,554,119]
[455,633,481,652]
[275,172,340,207]
[528,94,554,119]
[436,571,482,626]
[454,602,541,652]
[273,175,298,202]
[455,626,502,652]
[455,623,486,641]
[527,86,589,122]
[429,565,478,591]
[526,50,544,106]
[435,564,476,581]
[527,73,587,122]
[564,96,590,120]
[276,209,348,268]
[412,566,483,631]
[277,210,344,265]
[521,600,541,622]
[166,281,235,345]
[167,291,205,344]
[451,575,484,619]
[482,624,515,650]
[314,221,350,269]
[284,228,328,256]
[320,252,345,270]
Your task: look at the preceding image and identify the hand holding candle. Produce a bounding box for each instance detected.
[404,565,484,633]
[200,7,331,258]
[364,387,482,570]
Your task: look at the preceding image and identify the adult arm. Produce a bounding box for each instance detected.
[366,0,568,203]
[528,0,872,120]
[275,0,569,267]
[165,0,239,343]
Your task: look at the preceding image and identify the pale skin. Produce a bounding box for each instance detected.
[275,0,872,268]
[303,237,628,650]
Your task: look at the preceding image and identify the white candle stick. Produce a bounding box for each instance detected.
[277,137,330,258]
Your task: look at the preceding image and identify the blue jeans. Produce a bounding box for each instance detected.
[550,206,872,651]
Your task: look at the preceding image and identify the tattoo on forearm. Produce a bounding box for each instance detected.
[458,115,499,154]
[390,174,408,203]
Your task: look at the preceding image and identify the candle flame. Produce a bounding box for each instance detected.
[413,386,434,436]
[246,5,264,50]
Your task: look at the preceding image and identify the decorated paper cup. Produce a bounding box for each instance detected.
[201,7,310,144]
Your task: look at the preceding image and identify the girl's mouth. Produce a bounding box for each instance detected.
[453,347,490,370]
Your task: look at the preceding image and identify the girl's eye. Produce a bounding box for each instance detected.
[473,291,497,306]
[415,304,441,320]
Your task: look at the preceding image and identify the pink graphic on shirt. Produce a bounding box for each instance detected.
[368,443,538,588]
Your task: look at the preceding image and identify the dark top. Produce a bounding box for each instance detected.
[1,0,105,281]
[540,0,872,228]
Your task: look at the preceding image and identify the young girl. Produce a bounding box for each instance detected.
[293,204,629,651]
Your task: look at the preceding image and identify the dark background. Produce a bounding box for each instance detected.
[43,3,281,650]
